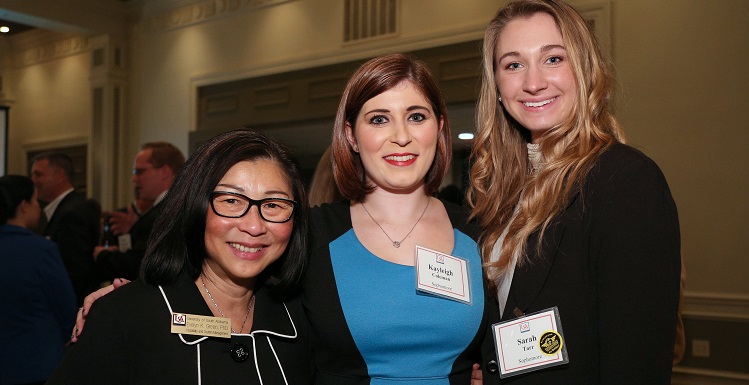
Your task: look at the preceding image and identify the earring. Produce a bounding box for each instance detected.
[498,95,502,103]
[352,145,359,152]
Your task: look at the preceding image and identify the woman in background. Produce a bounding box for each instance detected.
[0,175,76,385]
[469,0,681,383]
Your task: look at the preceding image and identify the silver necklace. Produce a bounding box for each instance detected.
[361,198,430,248]
[201,276,255,334]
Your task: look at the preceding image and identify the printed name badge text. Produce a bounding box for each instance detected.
[415,245,471,304]
[170,313,231,339]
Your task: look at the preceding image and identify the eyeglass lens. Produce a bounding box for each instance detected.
[211,192,294,222]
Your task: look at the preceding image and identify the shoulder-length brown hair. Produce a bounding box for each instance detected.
[332,53,452,202]
[467,0,625,284]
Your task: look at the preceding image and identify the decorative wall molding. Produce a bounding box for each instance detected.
[187,22,485,132]
[22,135,89,152]
[308,76,348,101]
[135,0,294,34]
[673,367,749,384]
[8,32,90,68]
[22,135,90,171]
[253,84,290,108]
[437,54,482,82]
[205,93,240,115]
[190,21,484,88]
[683,292,749,321]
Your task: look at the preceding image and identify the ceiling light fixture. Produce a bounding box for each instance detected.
[458,133,474,140]
[0,26,10,33]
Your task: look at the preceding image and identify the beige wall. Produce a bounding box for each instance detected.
[1,0,747,313]
[610,0,749,296]
[3,41,91,173]
[125,0,498,154]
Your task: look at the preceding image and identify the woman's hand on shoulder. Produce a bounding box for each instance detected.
[471,363,483,385]
[70,278,131,343]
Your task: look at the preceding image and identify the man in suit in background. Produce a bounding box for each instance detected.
[31,152,100,306]
[94,142,184,281]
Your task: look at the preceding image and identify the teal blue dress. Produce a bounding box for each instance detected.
[303,201,488,385]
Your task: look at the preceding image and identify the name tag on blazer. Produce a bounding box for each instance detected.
[491,307,569,378]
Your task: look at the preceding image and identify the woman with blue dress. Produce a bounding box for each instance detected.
[303,53,488,384]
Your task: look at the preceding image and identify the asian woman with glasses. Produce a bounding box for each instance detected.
[47,129,314,385]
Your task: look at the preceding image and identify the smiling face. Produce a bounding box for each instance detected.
[345,80,442,194]
[495,12,577,142]
[203,159,294,284]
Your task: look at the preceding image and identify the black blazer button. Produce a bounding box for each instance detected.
[487,360,499,374]
[230,343,250,362]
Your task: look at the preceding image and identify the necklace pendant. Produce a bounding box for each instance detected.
[361,198,430,250]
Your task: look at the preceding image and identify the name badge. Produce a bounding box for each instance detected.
[414,245,472,304]
[170,313,231,338]
[118,234,132,252]
[491,307,568,378]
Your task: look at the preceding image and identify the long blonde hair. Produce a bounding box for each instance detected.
[467,0,625,284]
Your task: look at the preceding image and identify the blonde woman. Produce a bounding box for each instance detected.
[469,0,681,383]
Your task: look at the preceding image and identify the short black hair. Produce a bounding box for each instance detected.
[0,175,35,224]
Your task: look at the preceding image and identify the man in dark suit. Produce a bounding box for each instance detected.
[94,142,184,281]
[31,152,100,306]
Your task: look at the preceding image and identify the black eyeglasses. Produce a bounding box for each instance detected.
[210,191,296,223]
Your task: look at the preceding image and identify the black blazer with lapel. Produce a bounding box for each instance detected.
[43,191,100,305]
[47,273,314,384]
[481,143,681,384]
